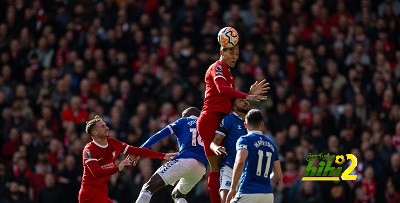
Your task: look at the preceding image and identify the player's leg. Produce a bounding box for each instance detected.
[136,159,181,203]
[197,111,224,203]
[171,159,206,203]
[219,165,233,203]
[232,193,274,203]
[136,173,166,203]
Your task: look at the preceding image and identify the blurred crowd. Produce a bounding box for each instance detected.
[0,0,400,202]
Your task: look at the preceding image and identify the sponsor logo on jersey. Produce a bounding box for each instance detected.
[100,163,115,169]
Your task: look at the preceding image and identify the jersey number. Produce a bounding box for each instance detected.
[190,128,204,146]
[256,150,272,177]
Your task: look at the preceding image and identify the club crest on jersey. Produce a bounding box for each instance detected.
[216,65,222,71]
[85,150,91,158]
[220,119,224,127]
[112,151,116,158]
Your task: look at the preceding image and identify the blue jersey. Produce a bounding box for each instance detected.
[216,112,247,168]
[236,131,279,194]
[141,116,208,166]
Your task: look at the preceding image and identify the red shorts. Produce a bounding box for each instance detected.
[197,111,225,156]
[78,189,113,203]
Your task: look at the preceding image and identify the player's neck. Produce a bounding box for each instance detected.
[218,58,230,68]
[233,111,246,120]
[93,137,108,146]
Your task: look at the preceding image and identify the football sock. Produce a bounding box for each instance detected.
[174,198,188,203]
[135,189,152,203]
[208,172,221,203]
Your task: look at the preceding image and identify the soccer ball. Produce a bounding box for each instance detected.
[217,27,239,48]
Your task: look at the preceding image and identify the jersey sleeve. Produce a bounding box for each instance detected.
[140,119,180,148]
[125,146,165,159]
[236,136,248,151]
[214,78,247,99]
[216,116,231,137]
[211,64,228,81]
[83,146,97,164]
[86,160,119,178]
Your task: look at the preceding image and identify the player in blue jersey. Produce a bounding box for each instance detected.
[135,107,207,203]
[226,109,282,203]
[209,99,249,203]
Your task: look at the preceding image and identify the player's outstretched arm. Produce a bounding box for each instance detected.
[271,160,283,184]
[215,77,247,98]
[141,127,173,148]
[210,133,227,155]
[86,160,130,178]
[249,79,270,95]
[226,149,248,203]
[125,146,166,159]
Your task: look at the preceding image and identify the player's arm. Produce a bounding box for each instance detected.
[249,79,270,95]
[211,117,230,155]
[271,160,283,184]
[215,78,268,101]
[85,158,132,178]
[226,148,248,203]
[141,126,174,148]
[124,145,167,159]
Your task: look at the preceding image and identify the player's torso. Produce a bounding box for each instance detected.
[223,114,247,168]
[203,61,235,113]
[175,117,208,166]
[240,134,276,194]
[82,141,120,187]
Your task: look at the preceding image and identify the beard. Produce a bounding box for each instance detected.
[236,106,250,114]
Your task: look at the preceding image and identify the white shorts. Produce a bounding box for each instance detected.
[220,165,233,191]
[231,193,274,203]
[156,158,206,194]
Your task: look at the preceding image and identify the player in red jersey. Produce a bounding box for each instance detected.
[78,115,176,203]
[197,45,269,203]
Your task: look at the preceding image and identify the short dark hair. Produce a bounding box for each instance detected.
[245,109,263,127]
[182,107,201,117]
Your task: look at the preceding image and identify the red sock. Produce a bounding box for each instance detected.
[208,172,221,203]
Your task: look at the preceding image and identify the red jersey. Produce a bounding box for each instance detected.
[80,138,165,194]
[202,60,247,114]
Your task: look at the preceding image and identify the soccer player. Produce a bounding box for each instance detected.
[226,109,282,203]
[135,107,207,203]
[79,115,176,203]
[197,43,269,202]
[210,99,249,203]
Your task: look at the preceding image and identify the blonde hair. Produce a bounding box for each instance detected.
[85,115,102,136]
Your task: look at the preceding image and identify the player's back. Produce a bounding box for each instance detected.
[170,116,208,166]
[237,131,279,194]
[203,60,235,114]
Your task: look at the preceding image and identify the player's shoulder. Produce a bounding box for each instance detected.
[222,113,234,121]
[210,61,227,71]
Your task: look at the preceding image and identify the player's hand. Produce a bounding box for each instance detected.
[246,94,268,102]
[127,155,140,166]
[249,79,270,95]
[164,152,178,160]
[211,144,227,156]
[118,159,133,171]
[226,188,237,203]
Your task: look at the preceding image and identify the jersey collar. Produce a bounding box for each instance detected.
[92,140,108,148]
[189,115,198,119]
[248,130,263,135]
[232,111,243,120]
